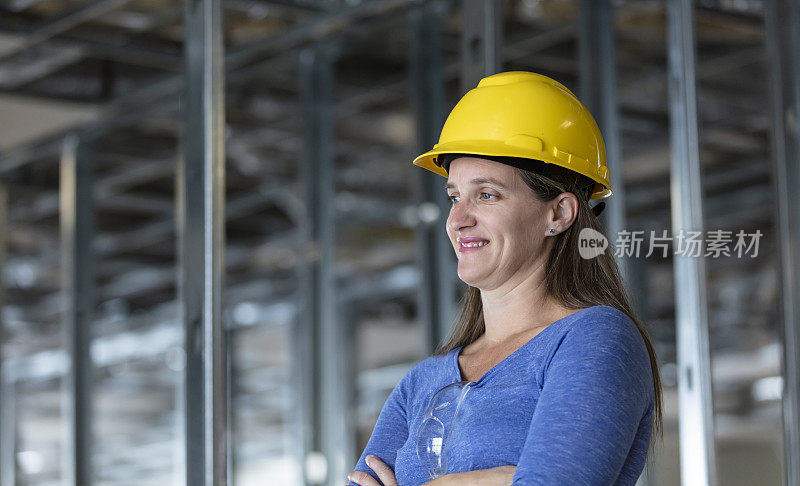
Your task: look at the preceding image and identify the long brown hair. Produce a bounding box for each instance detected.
[435,154,663,470]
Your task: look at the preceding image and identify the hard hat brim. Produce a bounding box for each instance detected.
[412,140,613,200]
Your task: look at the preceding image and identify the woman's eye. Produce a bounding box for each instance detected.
[447,193,495,203]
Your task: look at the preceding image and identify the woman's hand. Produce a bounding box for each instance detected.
[347,455,398,486]
[346,455,516,486]
[347,455,517,486]
[422,465,517,486]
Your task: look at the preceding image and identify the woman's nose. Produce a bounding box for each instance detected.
[447,199,476,232]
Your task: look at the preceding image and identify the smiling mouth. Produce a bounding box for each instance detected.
[460,241,489,248]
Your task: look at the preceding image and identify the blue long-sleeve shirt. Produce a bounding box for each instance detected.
[348,305,655,486]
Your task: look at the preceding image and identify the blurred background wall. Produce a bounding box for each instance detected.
[0,0,798,485]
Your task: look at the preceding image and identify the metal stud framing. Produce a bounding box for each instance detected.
[764,0,800,484]
[461,0,502,92]
[0,377,13,486]
[1,2,800,485]
[0,185,14,486]
[665,1,718,484]
[180,0,227,483]
[59,134,95,486]
[409,0,457,353]
[297,46,324,485]
[577,0,628,283]
[299,43,352,486]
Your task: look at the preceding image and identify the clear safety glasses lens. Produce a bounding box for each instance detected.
[416,381,473,480]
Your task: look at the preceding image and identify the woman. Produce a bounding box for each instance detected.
[347,72,663,486]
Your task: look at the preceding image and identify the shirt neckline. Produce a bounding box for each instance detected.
[450,306,601,386]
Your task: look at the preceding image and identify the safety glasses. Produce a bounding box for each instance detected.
[416,380,474,480]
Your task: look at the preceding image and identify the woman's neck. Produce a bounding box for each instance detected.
[479,270,568,345]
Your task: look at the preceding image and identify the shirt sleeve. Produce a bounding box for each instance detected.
[347,369,412,486]
[511,309,655,485]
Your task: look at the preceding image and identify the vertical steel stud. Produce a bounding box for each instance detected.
[665,1,718,485]
[461,0,502,92]
[409,0,457,353]
[180,0,227,482]
[59,134,95,486]
[295,117,319,486]
[299,44,351,486]
[764,0,800,484]
[577,0,628,283]
[0,185,14,486]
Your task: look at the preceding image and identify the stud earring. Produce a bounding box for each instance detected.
[549,228,555,234]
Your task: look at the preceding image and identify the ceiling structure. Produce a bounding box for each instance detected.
[0,0,786,485]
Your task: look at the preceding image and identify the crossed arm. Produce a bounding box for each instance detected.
[347,455,515,486]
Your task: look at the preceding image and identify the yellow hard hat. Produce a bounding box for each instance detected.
[413,71,612,200]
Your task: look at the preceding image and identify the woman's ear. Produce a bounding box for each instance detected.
[552,192,579,230]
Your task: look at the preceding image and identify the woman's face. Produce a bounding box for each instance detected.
[445,157,553,291]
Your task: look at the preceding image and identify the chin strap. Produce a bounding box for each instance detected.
[590,201,606,217]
